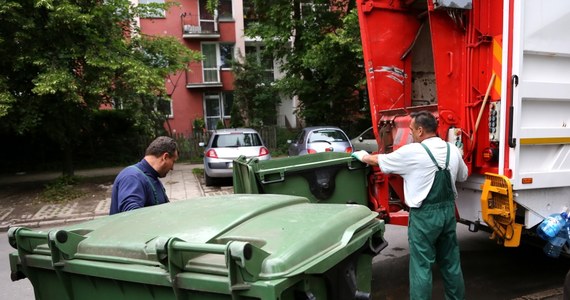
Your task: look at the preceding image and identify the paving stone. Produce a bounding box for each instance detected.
[0,208,14,221]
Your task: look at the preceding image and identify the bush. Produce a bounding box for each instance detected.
[42,176,85,203]
[274,127,299,156]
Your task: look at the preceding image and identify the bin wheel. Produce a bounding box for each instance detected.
[205,173,215,186]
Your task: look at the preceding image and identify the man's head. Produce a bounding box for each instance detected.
[145,136,179,177]
[409,111,438,143]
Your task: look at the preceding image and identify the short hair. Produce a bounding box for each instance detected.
[410,111,437,133]
[145,136,178,157]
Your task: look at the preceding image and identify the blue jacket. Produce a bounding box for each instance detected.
[109,159,169,215]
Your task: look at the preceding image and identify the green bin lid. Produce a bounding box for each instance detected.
[60,194,380,279]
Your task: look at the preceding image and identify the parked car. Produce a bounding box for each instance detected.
[350,127,378,153]
[200,128,271,186]
[288,126,353,156]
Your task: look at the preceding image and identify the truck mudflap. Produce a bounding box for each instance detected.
[480,173,523,247]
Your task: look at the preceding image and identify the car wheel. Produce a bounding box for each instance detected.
[205,173,215,186]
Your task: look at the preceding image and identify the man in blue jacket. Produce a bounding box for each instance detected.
[110,136,178,215]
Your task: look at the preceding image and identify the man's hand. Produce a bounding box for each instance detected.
[351,150,368,162]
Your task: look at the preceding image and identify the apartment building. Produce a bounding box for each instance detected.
[137,0,297,135]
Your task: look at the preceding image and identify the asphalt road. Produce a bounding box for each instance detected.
[372,224,569,300]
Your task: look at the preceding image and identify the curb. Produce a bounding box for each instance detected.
[1,172,208,233]
[0,213,108,233]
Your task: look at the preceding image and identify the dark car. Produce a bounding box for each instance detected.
[200,128,271,186]
[288,126,353,156]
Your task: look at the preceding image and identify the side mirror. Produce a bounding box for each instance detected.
[358,137,363,142]
[199,142,205,147]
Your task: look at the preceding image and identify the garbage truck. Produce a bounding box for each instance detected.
[356,0,570,248]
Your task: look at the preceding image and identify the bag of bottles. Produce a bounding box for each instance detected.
[538,207,570,258]
[537,208,569,241]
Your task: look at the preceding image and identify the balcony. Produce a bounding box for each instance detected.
[186,62,223,89]
[182,14,220,39]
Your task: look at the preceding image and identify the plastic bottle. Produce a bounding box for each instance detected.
[537,208,569,241]
[543,222,570,258]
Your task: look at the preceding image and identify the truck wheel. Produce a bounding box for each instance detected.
[205,173,215,186]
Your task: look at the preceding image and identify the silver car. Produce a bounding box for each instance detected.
[350,127,378,153]
[288,126,353,156]
[200,128,271,186]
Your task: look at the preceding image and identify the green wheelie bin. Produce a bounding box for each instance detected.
[233,152,370,206]
[8,194,386,299]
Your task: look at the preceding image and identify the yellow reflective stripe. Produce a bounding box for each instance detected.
[519,137,570,145]
[491,36,502,100]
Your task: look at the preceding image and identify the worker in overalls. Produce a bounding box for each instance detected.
[352,111,469,300]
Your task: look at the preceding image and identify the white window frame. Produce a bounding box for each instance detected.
[245,43,275,81]
[202,42,235,81]
[156,97,173,118]
[203,92,233,130]
[201,43,220,83]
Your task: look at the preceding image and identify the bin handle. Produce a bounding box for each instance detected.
[369,235,388,255]
[260,172,285,184]
[348,160,368,171]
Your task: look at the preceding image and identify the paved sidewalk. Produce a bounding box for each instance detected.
[0,163,232,231]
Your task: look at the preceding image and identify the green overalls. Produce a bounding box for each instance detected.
[408,143,465,300]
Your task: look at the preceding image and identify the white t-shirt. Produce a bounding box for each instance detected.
[377,137,468,208]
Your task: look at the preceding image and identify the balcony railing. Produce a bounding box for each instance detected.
[186,62,222,89]
[182,13,220,39]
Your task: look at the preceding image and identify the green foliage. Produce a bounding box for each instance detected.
[216,119,226,129]
[232,56,280,127]
[42,176,85,203]
[193,117,205,130]
[206,0,219,15]
[192,168,204,176]
[274,127,299,156]
[246,1,366,128]
[0,0,200,176]
[172,133,191,160]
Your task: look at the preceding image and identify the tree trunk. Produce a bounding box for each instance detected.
[62,143,75,177]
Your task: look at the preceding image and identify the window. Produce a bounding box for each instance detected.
[212,133,262,148]
[156,97,173,118]
[309,130,349,143]
[202,43,235,80]
[300,2,328,22]
[202,44,219,82]
[294,131,306,144]
[198,0,232,31]
[361,127,375,140]
[199,0,217,32]
[243,0,257,29]
[204,92,234,130]
[219,43,234,69]
[139,0,165,18]
[245,44,274,81]
[218,0,233,20]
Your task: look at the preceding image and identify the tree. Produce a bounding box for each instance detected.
[245,0,367,128]
[231,56,280,127]
[0,0,201,176]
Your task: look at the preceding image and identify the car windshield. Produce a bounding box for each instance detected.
[308,130,348,143]
[212,133,262,147]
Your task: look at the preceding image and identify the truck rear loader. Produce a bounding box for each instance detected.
[356,0,570,249]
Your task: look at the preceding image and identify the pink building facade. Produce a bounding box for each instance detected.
[137,0,297,134]
[138,0,242,135]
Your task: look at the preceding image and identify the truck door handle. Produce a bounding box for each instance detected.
[508,75,518,148]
